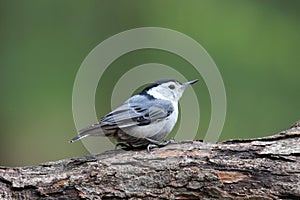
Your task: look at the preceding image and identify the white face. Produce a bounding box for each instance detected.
[147,81,186,102]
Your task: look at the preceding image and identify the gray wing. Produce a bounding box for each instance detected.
[70,94,174,143]
[101,94,174,130]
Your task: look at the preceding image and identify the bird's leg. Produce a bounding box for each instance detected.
[146,137,175,152]
[146,137,175,145]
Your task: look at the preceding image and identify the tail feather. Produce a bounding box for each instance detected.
[69,134,89,143]
[69,123,107,143]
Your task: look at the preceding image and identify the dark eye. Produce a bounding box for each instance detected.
[168,84,175,89]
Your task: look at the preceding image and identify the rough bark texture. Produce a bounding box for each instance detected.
[1,124,300,200]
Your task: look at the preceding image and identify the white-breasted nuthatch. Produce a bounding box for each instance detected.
[70,79,198,151]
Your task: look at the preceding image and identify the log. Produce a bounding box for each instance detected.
[1,122,300,199]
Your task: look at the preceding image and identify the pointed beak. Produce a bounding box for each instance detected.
[182,79,198,87]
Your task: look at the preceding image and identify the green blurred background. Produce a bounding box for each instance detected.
[0,0,299,166]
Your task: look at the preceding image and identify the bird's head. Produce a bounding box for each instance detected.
[141,79,198,102]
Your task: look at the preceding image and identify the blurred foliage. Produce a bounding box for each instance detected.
[0,0,299,166]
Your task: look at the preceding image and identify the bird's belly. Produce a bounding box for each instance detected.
[122,110,178,141]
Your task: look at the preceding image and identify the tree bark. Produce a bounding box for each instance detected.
[1,123,300,200]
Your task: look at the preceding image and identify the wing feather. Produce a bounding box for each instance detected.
[70,94,174,142]
[101,95,174,129]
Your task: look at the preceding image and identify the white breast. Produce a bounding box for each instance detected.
[123,101,178,141]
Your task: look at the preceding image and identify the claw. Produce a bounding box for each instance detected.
[147,144,158,152]
[145,137,175,152]
[168,137,175,143]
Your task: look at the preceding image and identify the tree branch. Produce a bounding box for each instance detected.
[1,123,300,199]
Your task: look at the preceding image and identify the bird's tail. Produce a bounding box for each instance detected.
[69,134,87,143]
[69,123,107,143]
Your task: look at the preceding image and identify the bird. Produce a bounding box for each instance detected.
[70,79,198,152]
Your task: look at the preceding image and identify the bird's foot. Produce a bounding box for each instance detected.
[146,137,175,152]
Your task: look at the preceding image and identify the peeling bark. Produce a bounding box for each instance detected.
[1,124,300,199]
